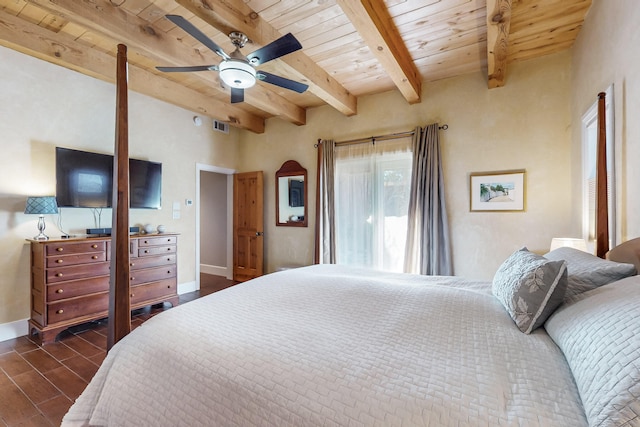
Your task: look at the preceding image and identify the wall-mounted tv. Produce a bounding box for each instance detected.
[56,147,162,209]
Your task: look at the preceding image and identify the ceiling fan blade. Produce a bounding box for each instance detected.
[165,15,229,60]
[256,71,308,93]
[156,65,217,73]
[246,33,302,66]
[230,87,244,103]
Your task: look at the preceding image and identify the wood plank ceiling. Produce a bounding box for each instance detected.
[0,0,591,134]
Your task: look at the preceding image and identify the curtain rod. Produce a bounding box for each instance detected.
[319,124,448,148]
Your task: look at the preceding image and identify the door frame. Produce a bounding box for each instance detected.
[195,163,236,289]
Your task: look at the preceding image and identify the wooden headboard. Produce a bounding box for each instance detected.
[607,237,640,273]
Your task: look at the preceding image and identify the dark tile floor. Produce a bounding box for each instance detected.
[0,274,234,426]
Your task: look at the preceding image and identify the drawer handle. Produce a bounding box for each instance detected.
[56,309,64,314]
[167,270,171,274]
[56,289,64,294]
[130,262,135,267]
[130,277,135,281]
[55,273,63,277]
[167,257,171,261]
[167,248,171,251]
[56,259,64,264]
[56,247,63,252]
[167,285,171,289]
[91,244,98,249]
[144,250,149,254]
[130,293,134,297]
[92,255,98,260]
[144,240,148,244]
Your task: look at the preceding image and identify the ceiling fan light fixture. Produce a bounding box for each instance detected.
[219,60,256,89]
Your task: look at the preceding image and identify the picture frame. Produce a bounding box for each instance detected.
[469,170,525,212]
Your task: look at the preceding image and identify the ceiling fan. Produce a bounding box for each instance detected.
[156,15,309,103]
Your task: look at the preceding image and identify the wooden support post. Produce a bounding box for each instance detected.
[595,92,609,258]
[314,140,322,265]
[108,44,131,350]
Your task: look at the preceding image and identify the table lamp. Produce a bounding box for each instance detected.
[24,196,58,240]
[549,237,588,252]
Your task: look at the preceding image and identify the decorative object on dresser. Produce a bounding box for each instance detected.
[24,196,59,240]
[28,234,179,345]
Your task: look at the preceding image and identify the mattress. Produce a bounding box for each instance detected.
[62,264,587,426]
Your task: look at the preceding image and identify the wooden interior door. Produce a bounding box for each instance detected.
[233,171,264,282]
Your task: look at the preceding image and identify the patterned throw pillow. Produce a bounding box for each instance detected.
[492,248,568,334]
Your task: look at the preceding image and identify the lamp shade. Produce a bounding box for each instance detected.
[24,196,58,215]
[550,237,588,252]
[219,60,256,89]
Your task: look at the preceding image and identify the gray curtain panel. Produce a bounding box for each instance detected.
[404,124,453,275]
[318,139,336,264]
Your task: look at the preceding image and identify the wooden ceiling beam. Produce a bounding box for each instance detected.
[336,0,421,104]
[0,10,265,133]
[175,0,357,116]
[486,0,512,88]
[26,0,305,125]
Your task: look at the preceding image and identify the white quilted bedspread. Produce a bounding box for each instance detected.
[63,265,587,426]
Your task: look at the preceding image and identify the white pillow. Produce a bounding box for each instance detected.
[545,276,640,425]
[492,248,567,334]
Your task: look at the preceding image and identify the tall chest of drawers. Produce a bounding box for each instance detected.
[29,234,179,345]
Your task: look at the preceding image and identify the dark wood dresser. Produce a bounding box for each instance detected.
[28,234,179,344]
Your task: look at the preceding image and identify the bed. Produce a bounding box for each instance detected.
[62,242,640,426]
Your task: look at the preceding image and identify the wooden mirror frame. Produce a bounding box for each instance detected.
[276,160,307,227]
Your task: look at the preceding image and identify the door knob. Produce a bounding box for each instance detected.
[255,231,264,236]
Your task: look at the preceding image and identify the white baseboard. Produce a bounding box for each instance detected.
[201,264,228,278]
[178,280,197,295]
[0,318,29,342]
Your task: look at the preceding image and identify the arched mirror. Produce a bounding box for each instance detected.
[276,160,307,227]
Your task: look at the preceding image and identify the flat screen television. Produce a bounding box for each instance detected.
[56,147,162,209]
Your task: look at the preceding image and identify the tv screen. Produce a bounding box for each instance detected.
[56,148,112,208]
[56,147,162,209]
[130,158,162,209]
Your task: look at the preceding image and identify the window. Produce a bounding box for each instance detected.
[581,84,615,247]
[334,139,412,272]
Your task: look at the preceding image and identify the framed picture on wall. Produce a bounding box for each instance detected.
[469,170,526,212]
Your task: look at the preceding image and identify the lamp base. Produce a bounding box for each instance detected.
[34,215,49,240]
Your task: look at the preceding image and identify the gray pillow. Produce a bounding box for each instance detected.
[544,247,636,298]
[545,276,640,425]
[492,248,567,334]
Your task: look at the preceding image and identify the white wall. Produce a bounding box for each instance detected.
[239,51,574,280]
[570,0,640,242]
[0,45,241,332]
[200,171,227,267]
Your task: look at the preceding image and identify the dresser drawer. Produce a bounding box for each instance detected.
[130,278,176,306]
[46,262,110,284]
[130,254,176,270]
[46,241,105,256]
[47,292,109,325]
[138,245,176,257]
[47,276,110,302]
[130,265,176,286]
[46,252,106,268]
[139,236,177,247]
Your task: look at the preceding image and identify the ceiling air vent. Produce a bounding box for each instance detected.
[213,120,229,134]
